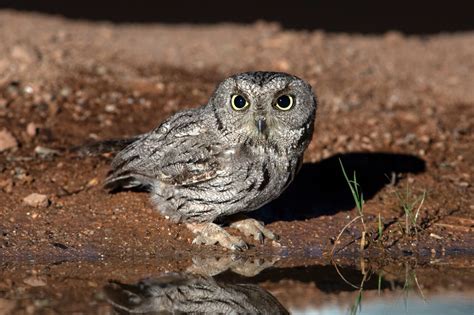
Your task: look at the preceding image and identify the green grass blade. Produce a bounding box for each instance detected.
[339,158,363,212]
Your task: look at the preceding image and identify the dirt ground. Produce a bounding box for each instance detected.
[0,10,473,263]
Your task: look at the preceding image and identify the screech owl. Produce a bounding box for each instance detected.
[104,72,317,250]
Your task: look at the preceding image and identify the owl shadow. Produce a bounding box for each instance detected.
[253,152,426,223]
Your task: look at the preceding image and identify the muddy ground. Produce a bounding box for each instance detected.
[0,11,473,261]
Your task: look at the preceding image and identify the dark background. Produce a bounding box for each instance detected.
[2,0,473,34]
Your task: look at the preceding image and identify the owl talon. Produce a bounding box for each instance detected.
[187,223,249,251]
[230,218,278,244]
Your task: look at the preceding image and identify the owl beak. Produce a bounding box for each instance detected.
[255,117,267,133]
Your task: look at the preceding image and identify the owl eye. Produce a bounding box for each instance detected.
[275,95,294,111]
[231,94,249,111]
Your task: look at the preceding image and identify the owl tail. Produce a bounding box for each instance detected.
[104,171,153,192]
[70,137,141,157]
[104,275,188,313]
[104,280,159,313]
[102,135,156,192]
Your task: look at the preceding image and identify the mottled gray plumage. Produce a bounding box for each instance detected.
[104,72,316,249]
[105,72,316,223]
[105,273,289,314]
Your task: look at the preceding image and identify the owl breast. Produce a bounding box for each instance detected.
[151,142,298,223]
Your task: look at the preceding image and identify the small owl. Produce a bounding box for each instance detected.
[105,72,317,250]
[105,273,289,314]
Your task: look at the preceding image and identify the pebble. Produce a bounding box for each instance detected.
[86,178,99,187]
[26,122,37,137]
[34,146,60,158]
[0,179,14,193]
[105,104,117,113]
[23,276,46,287]
[0,129,18,152]
[430,233,443,240]
[0,98,7,109]
[23,193,50,208]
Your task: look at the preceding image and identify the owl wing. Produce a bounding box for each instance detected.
[104,108,222,191]
[157,142,221,186]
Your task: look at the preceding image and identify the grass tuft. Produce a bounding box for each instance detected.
[394,182,426,236]
[338,158,368,250]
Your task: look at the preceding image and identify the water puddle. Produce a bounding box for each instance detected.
[294,294,473,315]
[0,255,473,314]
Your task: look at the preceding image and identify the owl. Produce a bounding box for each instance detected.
[105,72,317,250]
[104,273,289,314]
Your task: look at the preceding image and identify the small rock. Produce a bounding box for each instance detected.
[420,135,431,144]
[0,178,14,193]
[23,276,46,287]
[34,146,60,158]
[23,85,34,94]
[86,177,99,187]
[60,87,71,97]
[23,193,49,208]
[0,129,18,152]
[105,104,117,113]
[429,233,443,240]
[26,122,37,137]
[0,98,7,109]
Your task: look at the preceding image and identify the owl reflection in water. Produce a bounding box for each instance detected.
[104,72,317,250]
[104,273,289,314]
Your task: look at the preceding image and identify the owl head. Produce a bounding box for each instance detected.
[208,71,317,153]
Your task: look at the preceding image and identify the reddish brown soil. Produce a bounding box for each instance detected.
[0,11,473,263]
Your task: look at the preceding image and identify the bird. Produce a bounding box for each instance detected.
[104,272,289,314]
[104,71,317,250]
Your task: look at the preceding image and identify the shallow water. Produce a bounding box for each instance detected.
[294,294,474,315]
[0,255,473,314]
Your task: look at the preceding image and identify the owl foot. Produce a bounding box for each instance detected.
[187,223,248,251]
[230,218,279,243]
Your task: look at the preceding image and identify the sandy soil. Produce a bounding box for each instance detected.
[0,11,473,263]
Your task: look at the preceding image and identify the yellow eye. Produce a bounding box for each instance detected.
[231,94,249,111]
[275,95,294,111]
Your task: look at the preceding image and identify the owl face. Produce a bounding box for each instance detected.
[209,72,317,151]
